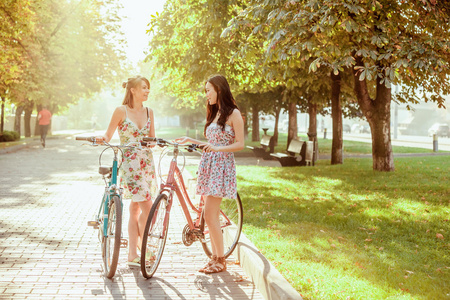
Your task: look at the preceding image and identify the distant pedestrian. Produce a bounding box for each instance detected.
[38,106,52,148]
[95,76,158,267]
[175,74,244,274]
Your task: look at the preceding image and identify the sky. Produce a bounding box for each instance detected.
[119,0,167,65]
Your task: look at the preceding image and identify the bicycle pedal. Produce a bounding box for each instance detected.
[87,221,99,229]
[120,239,128,248]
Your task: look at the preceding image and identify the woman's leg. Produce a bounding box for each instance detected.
[204,195,223,257]
[128,201,140,261]
[203,195,227,273]
[137,200,152,249]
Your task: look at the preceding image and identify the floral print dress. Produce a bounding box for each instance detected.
[118,107,158,202]
[196,123,237,199]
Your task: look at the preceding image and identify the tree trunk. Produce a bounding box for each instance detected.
[287,95,298,146]
[1,96,4,134]
[353,57,394,171]
[251,102,259,142]
[240,105,249,139]
[14,106,24,135]
[331,72,343,165]
[24,99,34,137]
[308,101,317,141]
[273,104,281,146]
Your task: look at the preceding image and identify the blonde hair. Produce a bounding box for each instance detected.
[122,76,150,108]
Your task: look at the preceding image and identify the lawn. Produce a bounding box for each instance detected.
[159,126,448,298]
[235,157,449,300]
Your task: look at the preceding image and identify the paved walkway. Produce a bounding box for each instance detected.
[0,138,264,299]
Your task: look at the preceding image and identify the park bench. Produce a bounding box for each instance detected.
[270,139,315,167]
[246,134,275,160]
[270,139,304,166]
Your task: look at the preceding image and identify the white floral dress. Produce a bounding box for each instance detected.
[118,107,158,202]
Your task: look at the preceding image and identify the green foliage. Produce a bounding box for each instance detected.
[0,130,20,142]
[236,0,450,106]
[0,0,34,90]
[1,0,128,114]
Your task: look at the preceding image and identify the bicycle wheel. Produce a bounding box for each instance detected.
[200,192,243,258]
[141,193,170,279]
[103,195,122,279]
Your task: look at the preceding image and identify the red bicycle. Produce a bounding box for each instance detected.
[140,137,243,279]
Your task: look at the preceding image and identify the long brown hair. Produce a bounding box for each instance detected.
[204,75,238,136]
[122,76,150,108]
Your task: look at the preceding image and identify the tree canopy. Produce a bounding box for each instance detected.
[1,0,127,117]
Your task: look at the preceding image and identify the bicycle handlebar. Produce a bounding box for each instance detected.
[75,136,144,149]
[142,137,204,152]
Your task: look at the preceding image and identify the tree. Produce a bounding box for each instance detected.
[0,0,34,135]
[228,0,450,171]
[224,1,352,159]
[1,0,127,137]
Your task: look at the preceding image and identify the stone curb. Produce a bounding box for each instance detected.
[0,139,39,154]
[224,228,303,300]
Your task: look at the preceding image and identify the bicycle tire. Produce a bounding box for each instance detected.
[141,193,170,279]
[103,195,122,278]
[200,192,243,258]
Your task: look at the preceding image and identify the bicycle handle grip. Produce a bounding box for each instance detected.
[143,137,158,142]
[189,144,204,152]
[76,136,95,142]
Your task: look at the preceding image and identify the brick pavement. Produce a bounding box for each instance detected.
[0,138,264,299]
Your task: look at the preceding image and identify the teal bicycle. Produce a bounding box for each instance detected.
[76,136,143,278]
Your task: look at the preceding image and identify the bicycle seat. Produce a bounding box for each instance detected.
[98,166,112,175]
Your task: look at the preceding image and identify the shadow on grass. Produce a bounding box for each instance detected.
[236,157,450,299]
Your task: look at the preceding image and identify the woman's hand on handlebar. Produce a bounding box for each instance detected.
[142,141,157,148]
[200,142,218,152]
[95,136,106,144]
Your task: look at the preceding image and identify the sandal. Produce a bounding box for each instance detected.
[145,248,156,261]
[127,257,140,267]
[204,257,226,274]
[198,255,217,273]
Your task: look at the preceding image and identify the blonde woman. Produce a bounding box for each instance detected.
[96,76,158,266]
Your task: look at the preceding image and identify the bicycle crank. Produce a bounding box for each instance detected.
[181,224,196,246]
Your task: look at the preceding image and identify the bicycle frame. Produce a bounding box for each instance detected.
[156,145,233,239]
[140,137,244,278]
[79,137,145,278]
[100,151,121,238]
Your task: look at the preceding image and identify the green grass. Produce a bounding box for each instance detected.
[234,157,449,300]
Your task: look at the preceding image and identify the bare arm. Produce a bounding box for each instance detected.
[148,108,156,138]
[96,107,124,143]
